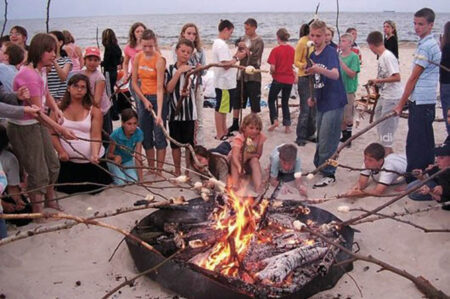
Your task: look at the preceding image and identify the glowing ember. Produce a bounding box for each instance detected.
[196,189,269,277]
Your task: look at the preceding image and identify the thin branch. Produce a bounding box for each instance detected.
[45,0,51,33]
[352,205,443,225]
[1,0,7,37]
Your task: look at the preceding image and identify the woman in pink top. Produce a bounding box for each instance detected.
[62,30,83,71]
[51,74,112,194]
[123,22,146,80]
[7,33,62,214]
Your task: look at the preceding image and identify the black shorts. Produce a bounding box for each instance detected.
[215,88,236,113]
[168,120,195,149]
[234,81,261,112]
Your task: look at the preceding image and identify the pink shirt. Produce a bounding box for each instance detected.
[60,110,105,163]
[124,44,140,73]
[229,132,267,162]
[65,43,81,71]
[12,67,46,123]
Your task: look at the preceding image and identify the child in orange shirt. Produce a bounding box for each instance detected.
[230,114,267,192]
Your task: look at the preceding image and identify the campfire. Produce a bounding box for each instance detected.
[127,186,354,298]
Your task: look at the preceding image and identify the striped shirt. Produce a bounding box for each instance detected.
[48,56,72,100]
[165,64,197,122]
[410,34,441,105]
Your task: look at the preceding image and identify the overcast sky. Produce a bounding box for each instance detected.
[2,0,449,19]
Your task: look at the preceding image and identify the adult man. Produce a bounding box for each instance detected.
[306,20,347,188]
[394,8,441,182]
[212,20,246,140]
[228,18,264,133]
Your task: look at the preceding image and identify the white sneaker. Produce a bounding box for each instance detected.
[313,176,336,188]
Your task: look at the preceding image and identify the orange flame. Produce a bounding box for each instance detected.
[196,189,269,277]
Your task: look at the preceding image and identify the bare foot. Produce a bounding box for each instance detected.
[45,200,63,211]
[284,126,292,134]
[268,120,279,132]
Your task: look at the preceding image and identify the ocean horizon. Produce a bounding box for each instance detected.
[3,11,449,48]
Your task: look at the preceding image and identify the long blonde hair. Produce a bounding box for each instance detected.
[179,23,202,52]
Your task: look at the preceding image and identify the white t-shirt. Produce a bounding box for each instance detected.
[212,38,237,90]
[361,153,407,185]
[377,50,402,100]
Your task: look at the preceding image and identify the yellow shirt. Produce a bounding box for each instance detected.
[294,36,313,77]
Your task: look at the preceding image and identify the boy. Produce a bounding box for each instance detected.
[229,18,264,133]
[345,143,407,197]
[346,27,362,64]
[394,8,441,183]
[408,143,450,204]
[367,31,402,155]
[166,39,197,176]
[339,33,360,145]
[212,20,246,140]
[305,20,347,188]
[0,42,24,92]
[269,143,307,195]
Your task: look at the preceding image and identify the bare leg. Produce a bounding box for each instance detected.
[230,163,241,191]
[146,148,155,173]
[249,157,263,193]
[29,192,43,214]
[185,150,192,176]
[284,125,291,133]
[172,148,182,176]
[156,148,166,175]
[268,119,279,132]
[45,186,61,211]
[215,111,225,139]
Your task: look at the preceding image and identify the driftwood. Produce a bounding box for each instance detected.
[45,0,51,33]
[255,245,328,283]
[1,0,7,37]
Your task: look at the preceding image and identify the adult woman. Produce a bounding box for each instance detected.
[7,33,61,213]
[383,20,399,59]
[48,31,72,102]
[62,30,83,71]
[440,21,450,134]
[51,74,112,194]
[267,28,295,133]
[174,23,206,145]
[132,29,167,174]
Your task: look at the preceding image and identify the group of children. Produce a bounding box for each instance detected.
[0,7,449,238]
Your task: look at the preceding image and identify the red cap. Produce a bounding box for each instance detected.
[84,47,101,59]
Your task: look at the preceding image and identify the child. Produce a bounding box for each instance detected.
[166,38,197,176]
[383,20,399,59]
[267,28,295,134]
[408,143,450,204]
[192,145,229,184]
[345,143,407,197]
[269,143,307,195]
[367,31,402,155]
[48,31,72,102]
[81,46,112,136]
[0,42,24,92]
[305,20,347,188]
[62,30,83,71]
[230,114,267,192]
[0,163,7,238]
[107,108,144,185]
[339,33,360,145]
[346,27,362,64]
[394,8,441,183]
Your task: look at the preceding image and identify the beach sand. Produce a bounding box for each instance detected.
[0,44,449,299]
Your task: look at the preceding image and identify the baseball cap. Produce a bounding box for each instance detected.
[435,143,450,157]
[84,47,101,59]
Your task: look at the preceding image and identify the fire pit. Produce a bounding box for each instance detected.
[126,190,355,299]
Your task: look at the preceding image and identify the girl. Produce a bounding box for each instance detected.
[440,22,450,135]
[230,114,267,192]
[174,23,206,145]
[132,29,167,175]
[62,30,83,71]
[123,22,146,81]
[9,25,28,63]
[48,31,72,102]
[107,108,144,185]
[80,46,112,138]
[50,74,112,194]
[325,26,338,49]
[383,20,399,60]
[267,28,295,134]
[7,33,61,213]
[166,39,196,176]
[101,28,122,120]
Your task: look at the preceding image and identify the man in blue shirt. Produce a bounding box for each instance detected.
[394,8,441,183]
[305,20,347,188]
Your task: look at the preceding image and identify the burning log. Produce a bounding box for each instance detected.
[255,245,329,283]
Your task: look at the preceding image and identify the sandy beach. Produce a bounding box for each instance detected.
[0,44,449,299]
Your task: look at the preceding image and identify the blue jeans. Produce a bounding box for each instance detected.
[137,95,168,150]
[268,80,293,126]
[407,179,437,201]
[296,76,316,142]
[107,159,138,185]
[0,217,6,239]
[314,107,344,177]
[440,83,450,134]
[406,102,435,183]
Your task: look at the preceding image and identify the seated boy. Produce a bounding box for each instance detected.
[269,143,307,196]
[346,143,406,196]
[408,143,450,204]
[192,144,230,184]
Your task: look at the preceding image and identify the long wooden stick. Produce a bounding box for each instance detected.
[1,0,7,37]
